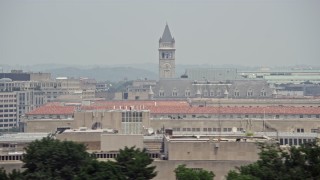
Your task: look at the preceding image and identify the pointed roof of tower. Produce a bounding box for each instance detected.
[160,23,174,42]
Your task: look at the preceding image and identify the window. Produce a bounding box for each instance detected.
[172,88,178,96]
[185,89,191,97]
[280,139,284,145]
[311,129,318,133]
[289,139,293,145]
[210,91,214,96]
[297,128,304,133]
[159,90,164,97]
[299,115,303,118]
[260,89,267,96]
[234,89,240,97]
[247,89,253,97]
[237,128,244,132]
[217,90,221,96]
[203,90,208,96]
[317,115,320,118]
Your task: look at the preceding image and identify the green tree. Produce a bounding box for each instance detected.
[175,164,215,180]
[0,168,23,180]
[76,160,125,180]
[0,167,9,180]
[115,146,157,180]
[226,141,320,180]
[22,137,92,180]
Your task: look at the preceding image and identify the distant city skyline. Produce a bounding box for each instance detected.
[1,0,319,66]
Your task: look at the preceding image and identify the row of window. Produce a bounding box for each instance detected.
[0,124,16,127]
[0,109,16,113]
[155,114,320,119]
[0,114,16,118]
[279,138,314,146]
[0,105,16,108]
[121,112,143,122]
[172,127,244,132]
[0,152,160,161]
[0,119,16,122]
[30,115,73,119]
[158,89,268,97]
[0,95,16,98]
[0,100,16,102]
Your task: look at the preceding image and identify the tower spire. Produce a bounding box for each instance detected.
[160,23,174,42]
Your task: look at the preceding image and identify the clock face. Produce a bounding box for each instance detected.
[163,63,171,69]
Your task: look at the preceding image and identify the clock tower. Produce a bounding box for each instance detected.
[159,23,175,79]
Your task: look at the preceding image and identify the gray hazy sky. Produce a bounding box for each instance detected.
[1,0,319,66]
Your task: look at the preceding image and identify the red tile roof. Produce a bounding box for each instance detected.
[26,101,320,116]
[27,105,76,115]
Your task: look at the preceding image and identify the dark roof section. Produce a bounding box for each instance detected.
[160,24,174,42]
[0,73,30,81]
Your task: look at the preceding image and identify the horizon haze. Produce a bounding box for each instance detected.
[1,0,319,67]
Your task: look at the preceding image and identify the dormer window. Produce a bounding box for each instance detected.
[210,90,214,96]
[185,89,191,97]
[247,89,253,97]
[159,90,165,97]
[234,89,240,97]
[172,88,178,96]
[260,89,267,96]
[217,90,221,96]
[203,90,208,97]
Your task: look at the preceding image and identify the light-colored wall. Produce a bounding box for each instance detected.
[100,134,143,151]
[24,110,151,134]
[0,159,255,180]
[56,131,102,150]
[153,160,253,180]
[24,120,74,133]
[30,73,51,81]
[150,119,320,133]
[127,92,149,100]
[74,111,150,134]
[74,111,122,132]
[166,141,260,161]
